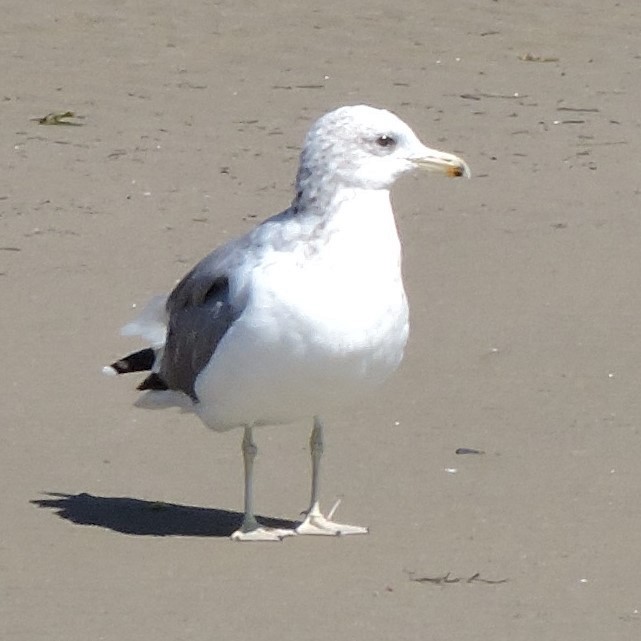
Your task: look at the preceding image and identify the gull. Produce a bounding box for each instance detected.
[104,105,470,541]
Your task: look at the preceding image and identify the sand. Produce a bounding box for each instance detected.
[2,1,641,639]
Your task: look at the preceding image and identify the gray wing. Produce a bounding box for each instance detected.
[139,206,297,400]
[155,241,247,401]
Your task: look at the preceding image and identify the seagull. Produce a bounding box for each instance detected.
[104,104,470,541]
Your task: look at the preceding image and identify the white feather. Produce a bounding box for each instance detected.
[120,294,168,346]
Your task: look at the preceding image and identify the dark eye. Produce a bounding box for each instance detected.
[376,135,397,149]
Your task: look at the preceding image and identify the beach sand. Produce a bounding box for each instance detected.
[2,1,641,638]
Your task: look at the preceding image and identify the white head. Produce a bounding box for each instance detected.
[295,105,470,199]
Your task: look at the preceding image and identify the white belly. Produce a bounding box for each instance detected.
[193,189,410,430]
[194,243,408,429]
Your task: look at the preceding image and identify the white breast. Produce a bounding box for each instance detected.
[194,189,410,430]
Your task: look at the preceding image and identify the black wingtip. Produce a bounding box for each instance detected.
[108,348,157,374]
[137,373,169,391]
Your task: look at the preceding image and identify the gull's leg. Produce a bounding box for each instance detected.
[296,416,368,536]
[231,427,295,541]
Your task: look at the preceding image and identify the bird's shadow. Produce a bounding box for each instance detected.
[31,492,297,538]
